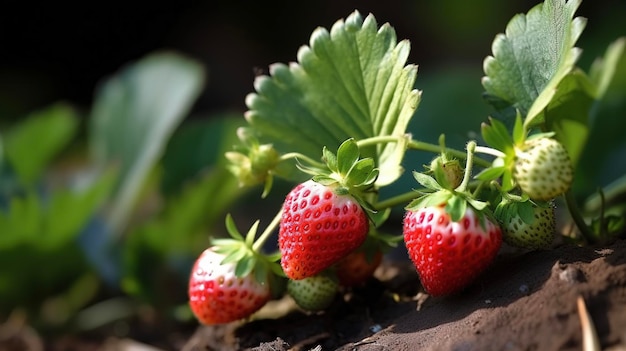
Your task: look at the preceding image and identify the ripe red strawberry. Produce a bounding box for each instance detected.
[335,249,383,287]
[188,248,271,325]
[287,273,339,311]
[403,205,502,296]
[513,137,573,201]
[279,180,369,280]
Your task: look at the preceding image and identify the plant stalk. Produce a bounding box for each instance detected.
[252,209,283,252]
[564,190,594,244]
[456,141,477,193]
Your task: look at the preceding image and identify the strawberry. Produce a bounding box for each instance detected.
[188,215,283,325]
[287,273,339,311]
[335,248,383,287]
[279,139,378,280]
[279,179,369,280]
[403,205,502,296]
[495,199,556,250]
[188,248,271,325]
[513,137,573,201]
[403,141,502,296]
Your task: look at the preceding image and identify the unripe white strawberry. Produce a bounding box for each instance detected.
[513,137,573,201]
[496,201,556,250]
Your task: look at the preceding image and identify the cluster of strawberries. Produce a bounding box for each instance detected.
[188,128,573,324]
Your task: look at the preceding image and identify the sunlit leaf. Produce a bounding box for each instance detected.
[244,11,420,187]
[481,0,586,127]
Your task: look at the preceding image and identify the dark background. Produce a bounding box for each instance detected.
[1,0,623,122]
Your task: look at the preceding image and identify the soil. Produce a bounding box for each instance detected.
[4,238,626,351]
[184,238,626,351]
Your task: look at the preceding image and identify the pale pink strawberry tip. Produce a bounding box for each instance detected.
[188,249,270,325]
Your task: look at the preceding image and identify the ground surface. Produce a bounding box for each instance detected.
[184,238,626,351]
[4,238,626,351]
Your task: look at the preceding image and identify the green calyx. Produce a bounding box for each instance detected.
[298,138,379,208]
[429,155,463,191]
[211,213,285,287]
[406,141,490,223]
[427,134,464,190]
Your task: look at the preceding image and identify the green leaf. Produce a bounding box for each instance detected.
[481,0,586,127]
[466,197,488,212]
[161,115,245,196]
[481,117,513,153]
[0,191,41,248]
[43,169,117,248]
[445,195,467,223]
[543,69,595,166]
[221,247,248,266]
[346,158,376,187]
[517,200,536,225]
[235,255,256,278]
[501,168,515,192]
[575,37,626,196]
[244,11,419,187]
[336,138,359,176]
[474,165,506,182]
[412,171,441,191]
[0,170,115,250]
[322,147,338,173]
[224,214,245,242]
[89,51,205,236]
[512,112,525,145]
[4,103,78,186]
[245,220,260,248]
[406,191,452,211]
[589,37,626,99]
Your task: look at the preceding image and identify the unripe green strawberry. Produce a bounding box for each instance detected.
[513,137,573,201]
[496,200,556,250]
[279,180,369,280]
[287,273,339,311]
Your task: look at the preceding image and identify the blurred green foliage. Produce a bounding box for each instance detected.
[0,0,624,337]
[0,52,245,330]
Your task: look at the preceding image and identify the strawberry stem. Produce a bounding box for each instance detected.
[456,141,476,193]
[474,145,506,158]
[373,189,427,210]
[352,134,492,168]
[252,209,283,252]
[407,139,491,168]
[280,152,326,169]
[564,190,595,244]
[355,134,408,148]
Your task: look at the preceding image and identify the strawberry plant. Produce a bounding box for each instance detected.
[185,0,626,325]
